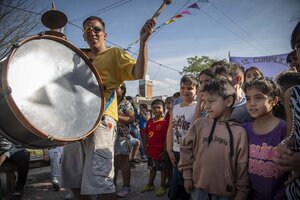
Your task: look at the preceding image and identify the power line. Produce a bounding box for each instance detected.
[152,64,161,80]
[69,0,135,22]
[0,1,181,75]
[126,0,193,52]
[209,1,273,55]
[105,40,182,73]
[149,0,193,42]
[63,21,181,74]
[198,6,268,55]
[0,2,44,15]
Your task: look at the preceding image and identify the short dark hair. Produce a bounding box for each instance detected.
[172,92,180,98]
[209,60,227,70]
[214,65,231,78]
[139,103,148,110]
[180,74,198,88]
[275,70,300,92]
[199,68,214,79]
[202,78,236,106]
[165,97,173,104]
[83,16,105,31]
[151,99,165,111]
[287,50,297,63]
[126,96,133,101]
[291,20,300,49]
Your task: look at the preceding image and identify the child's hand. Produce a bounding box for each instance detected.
[285,171,300,185]
[273,144,298,172]
[0,154,7,166]
[184,179,193,194]
[167,151,176,167]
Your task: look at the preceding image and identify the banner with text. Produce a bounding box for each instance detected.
[229,53,289,79]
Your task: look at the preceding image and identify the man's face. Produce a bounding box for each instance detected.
[83,19,106,51]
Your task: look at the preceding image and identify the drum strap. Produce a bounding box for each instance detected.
[104,91,115,111]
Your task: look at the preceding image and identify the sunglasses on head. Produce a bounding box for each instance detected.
[83,26,103,33]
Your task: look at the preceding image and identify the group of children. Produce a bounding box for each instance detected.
[129,71,292,200]
[110,21,300,200]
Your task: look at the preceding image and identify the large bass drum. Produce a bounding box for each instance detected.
[0,34,104,148]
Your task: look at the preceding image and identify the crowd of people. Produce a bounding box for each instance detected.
[0,15,300,200]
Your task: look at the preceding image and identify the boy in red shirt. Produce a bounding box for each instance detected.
[141,99,168,196]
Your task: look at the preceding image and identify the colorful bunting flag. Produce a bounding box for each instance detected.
[172,14,183,19]
[188,3,200,9]
[164,19,175,25]
[181,10,192,15]
[125,1,207,50]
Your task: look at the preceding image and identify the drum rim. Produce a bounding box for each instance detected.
[1,34,105,143]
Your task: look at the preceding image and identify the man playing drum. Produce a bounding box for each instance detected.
[61,16,155,200]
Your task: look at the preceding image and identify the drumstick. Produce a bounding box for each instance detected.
[151,0,172,21]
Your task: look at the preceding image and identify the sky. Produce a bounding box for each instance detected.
[37,0,300,97]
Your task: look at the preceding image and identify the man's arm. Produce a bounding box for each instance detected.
[166,110,176,166]
[133,19,156,79]
[0,136,19,159]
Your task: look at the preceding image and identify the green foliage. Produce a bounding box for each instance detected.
[181,56,220,76]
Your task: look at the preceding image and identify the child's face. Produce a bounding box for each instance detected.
[245,88,276,118]
[165,101,172,111]
[180,83,197,103]
[152,104,164,117]
[140,106,147,112]
[198,74,213,101]
[203,92,232,120]
[199,74,212,86]
[245,69,261,83]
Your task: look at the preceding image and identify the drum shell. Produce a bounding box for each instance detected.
[0,35,104,148]
[0,58,49,147]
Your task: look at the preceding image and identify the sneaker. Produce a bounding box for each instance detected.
[165,181,170,188]
[52,182,60,191]
[141,184,154,193]
[117,186,133,198]
[129,161,136,169]
[130,158,141,164]
[140,156,148,162]
[155,186,166,196]
[11,187,24,200]
[65,192,74,200]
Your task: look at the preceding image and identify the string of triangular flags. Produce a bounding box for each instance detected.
[124,0,209,51]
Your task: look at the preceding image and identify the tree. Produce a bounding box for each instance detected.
[181,56,226,76]
[0,0,43,59]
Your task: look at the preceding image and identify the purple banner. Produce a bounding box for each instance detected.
[229,53,289,79]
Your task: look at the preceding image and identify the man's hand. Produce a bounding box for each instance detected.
[184,179,193,194]
[0,154,7,166]
[140,19,156,43]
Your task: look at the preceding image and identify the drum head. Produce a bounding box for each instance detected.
[4,36,103,141]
